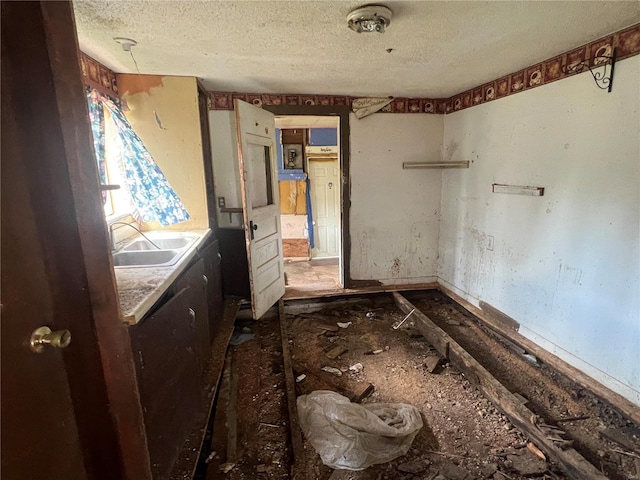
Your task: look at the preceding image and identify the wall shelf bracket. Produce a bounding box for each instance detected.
[562,47,616,92]
[403,161,470,169]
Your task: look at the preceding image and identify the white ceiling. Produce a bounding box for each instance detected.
[73,1,639,98]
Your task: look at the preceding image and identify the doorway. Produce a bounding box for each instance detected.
[274,115,342,295]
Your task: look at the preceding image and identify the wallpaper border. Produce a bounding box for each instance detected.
[80,52,119,98]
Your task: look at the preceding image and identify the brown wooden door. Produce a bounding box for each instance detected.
[1,165,88,480]
[2,3,150,479]
[1,4,89,477]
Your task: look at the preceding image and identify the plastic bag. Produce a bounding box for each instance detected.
[297,390,423,470]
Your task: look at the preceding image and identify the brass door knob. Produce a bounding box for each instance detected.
[30,326,71,353]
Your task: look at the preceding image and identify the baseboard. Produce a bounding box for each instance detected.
[437,278,640,425]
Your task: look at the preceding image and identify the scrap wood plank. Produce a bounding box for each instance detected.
[279,299,305,478]
[226,348,239,463]
[391,292,607,480]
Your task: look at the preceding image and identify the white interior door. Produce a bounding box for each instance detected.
[309,158,341,259]
[235,100,285,319]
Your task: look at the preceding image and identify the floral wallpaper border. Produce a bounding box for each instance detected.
[208,22,640,114]
[80,52,119,97]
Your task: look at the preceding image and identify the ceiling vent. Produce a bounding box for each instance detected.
[347,5,392,33]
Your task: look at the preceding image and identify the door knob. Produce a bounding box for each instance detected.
[249,220,258,240]
[30,326,71,353]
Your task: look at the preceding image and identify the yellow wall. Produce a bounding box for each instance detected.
[116,74,208,230]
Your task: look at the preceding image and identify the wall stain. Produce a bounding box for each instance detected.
[391,257,401,278]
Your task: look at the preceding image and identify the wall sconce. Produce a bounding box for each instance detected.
[563,47,616,92]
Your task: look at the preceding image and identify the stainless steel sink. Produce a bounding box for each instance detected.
[112,249,182,267]
[122,237,194,251]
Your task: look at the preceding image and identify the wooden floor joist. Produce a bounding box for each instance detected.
[278,299,305,479]
[392,292,607,480]
[439,284,640,427]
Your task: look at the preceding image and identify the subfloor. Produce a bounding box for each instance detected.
[284,258,341,298]
[201,291,640,480]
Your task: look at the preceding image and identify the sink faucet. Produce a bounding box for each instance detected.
[108,222,161,251]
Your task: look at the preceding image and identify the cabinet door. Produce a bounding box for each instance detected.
[199,240,223,338]
[129,287,202,480]
[175,258,210,375]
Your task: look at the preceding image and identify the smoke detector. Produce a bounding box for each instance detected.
[347,5,392,33]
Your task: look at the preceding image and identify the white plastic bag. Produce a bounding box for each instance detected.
[297,390,423,470]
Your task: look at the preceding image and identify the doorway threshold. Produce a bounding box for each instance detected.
[283,282,439,300]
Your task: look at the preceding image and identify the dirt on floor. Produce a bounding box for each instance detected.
[203,291,640,480]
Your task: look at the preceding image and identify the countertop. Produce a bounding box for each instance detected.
[114,229,211,324]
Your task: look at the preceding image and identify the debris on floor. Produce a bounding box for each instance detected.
[297,390,423,470]
[200,292,640,480]
[229,326,255,346]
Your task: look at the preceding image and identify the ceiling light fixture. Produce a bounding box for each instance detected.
[113,37,137,52]
[347,5,392,34]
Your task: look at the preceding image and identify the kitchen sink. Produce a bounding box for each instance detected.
[122,237,194,251]
[112,232,200,268]
[112,249,182,267]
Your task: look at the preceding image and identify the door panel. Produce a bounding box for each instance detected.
[235,100,285,319]
[309,159,341,258]
[1,4,87,478]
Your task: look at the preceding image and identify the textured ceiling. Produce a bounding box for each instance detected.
[73,1,640,98]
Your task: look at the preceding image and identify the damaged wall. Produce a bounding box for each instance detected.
[118,74,208,229]
[438,56,640,405]
[350,113,443,284]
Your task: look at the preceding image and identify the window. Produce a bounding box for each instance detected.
[86,88,190,226]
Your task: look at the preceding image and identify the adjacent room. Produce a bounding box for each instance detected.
[2,2,639,480]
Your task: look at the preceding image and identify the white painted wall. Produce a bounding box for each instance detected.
[210,110,243,229]
[350,113,443,284]
[439,56,640,405]
[210,110,444,284]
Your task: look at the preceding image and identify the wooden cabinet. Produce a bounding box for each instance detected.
[129,257,214,479]
[129,285,203,480]
[174,258,210,374]
[198,239,223,338]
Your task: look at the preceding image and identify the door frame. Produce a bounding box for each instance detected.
[264,105,353,288]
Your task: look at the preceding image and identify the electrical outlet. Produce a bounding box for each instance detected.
[487,235,494,251]
[217,196,226,208]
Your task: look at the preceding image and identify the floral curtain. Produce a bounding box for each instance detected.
[87,89,107,203]
[86,89,190,226]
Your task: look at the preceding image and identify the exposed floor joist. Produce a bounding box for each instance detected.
[278,299,305,479]
[392,292,607,480]
[438,285,640,427]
